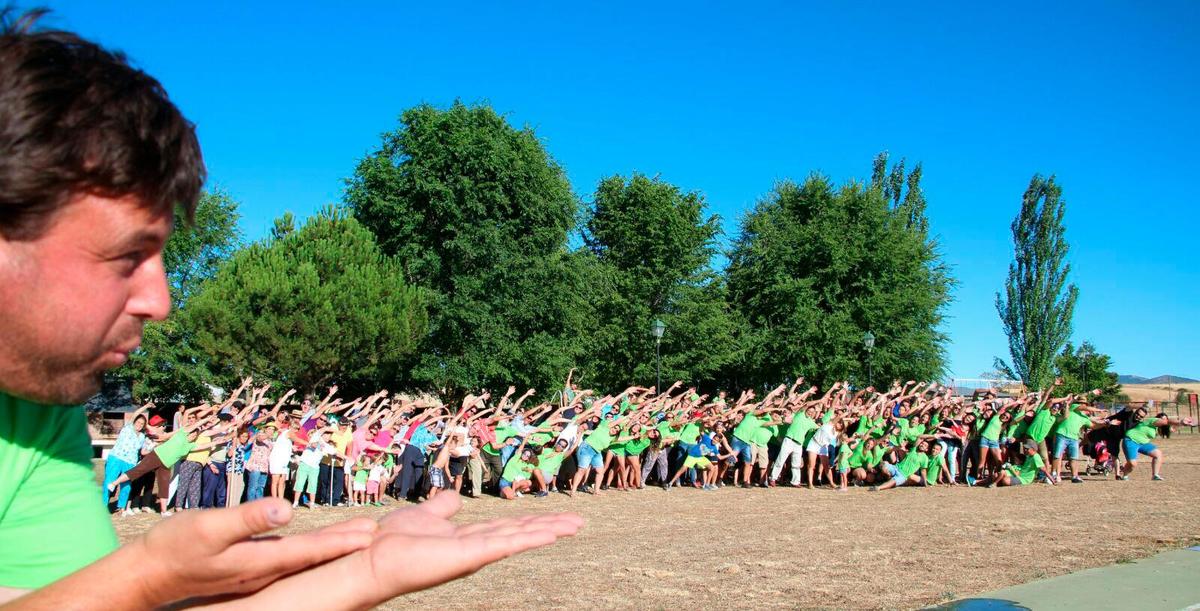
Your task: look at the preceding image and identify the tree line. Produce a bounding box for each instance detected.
[117,101,1108,402]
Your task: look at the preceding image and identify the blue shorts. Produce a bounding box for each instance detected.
[1054,434,1080,459]
[1122,439,1157,459]
[884,463,907,486]
[577,443,604,469]
[980,437,1001,450]
[499,478,512,490]
[729,437,754,462]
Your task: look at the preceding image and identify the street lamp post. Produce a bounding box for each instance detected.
[863,331,875,388]
[652,318,666,391]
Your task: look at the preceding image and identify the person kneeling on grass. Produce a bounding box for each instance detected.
[870,439,931,491]
[1116,407,1196,481]
[987,440,1053,487]
[500,446,539,499]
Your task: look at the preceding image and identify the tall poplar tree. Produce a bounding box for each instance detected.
[995,175,1079,391]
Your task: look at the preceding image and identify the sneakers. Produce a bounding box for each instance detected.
[160,510,173,517]
[1116,474,1129,481]
[868,486,880,492]
[965,475,977,487]
[1071,477,1083,484]
[121,509,135,517]
[1152,474,1165,481]
[534,491,549,498]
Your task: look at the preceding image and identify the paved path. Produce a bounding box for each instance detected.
[932,547,1200,610]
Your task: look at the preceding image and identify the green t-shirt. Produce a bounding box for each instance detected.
[785,413,818,444]
[624,435,651,456]
[835,443,852,470]
[1058,409,1092,440]
[1125,418,1160,445]
[927,452,944,480]
[980,414,1004,441]
[585,426,613,452]
[867,445,886,468]
[1010,452,1045,485]
[501,457,532,482]
[482,425,518,455]
[154,430,195,468]
[896,449,930,480]
[679,422,702,445]
[752,425,773,448]
[537,448,567,474]
[527,431,553,447]
[354,466,370,484]
[847,442,866,469]
[1026,406,1054,442]
[0,392,119,588]
[732,413,763,445]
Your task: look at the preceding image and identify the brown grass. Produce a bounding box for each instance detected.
[110,435,1200,610]
[1121,382,1200,404]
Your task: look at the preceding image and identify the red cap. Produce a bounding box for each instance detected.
[148,415,165,426]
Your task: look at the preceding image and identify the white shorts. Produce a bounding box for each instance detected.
[352,481,367,492]
[269,458,291,475]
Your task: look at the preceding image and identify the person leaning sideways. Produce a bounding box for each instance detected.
[0,8,580,609]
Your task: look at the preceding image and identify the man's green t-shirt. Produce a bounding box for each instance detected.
[1125,418,1160,445]
[0,392,119,588]
[732,413,763,445]
[785,413,817,444]
[752,425,773,448]
[896,449,930,480]
[1058,409,1092,440]
[1010,452,1045,485]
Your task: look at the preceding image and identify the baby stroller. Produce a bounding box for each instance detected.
[1083,437,1116,476]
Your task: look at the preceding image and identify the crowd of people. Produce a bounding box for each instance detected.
[101,373,1194,514]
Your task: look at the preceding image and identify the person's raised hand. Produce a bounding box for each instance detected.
[218,492,583,610]
[133,498,377,606]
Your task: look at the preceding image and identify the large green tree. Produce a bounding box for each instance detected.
[116,190,242,402]
[582,174,738,391]
[187,207,426,395]
[995,175,1079,391]
[1053,341,1122,401]
[726,154,953,388]
[345,101,591,393]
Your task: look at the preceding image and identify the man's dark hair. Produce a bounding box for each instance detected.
[0,7,204,239]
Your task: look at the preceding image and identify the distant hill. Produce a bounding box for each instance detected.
[1142,375,1199,384]
[1119,374,1199,385]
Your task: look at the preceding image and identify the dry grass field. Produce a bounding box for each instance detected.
[110,435,1200,610]
[1121,382,1200,405]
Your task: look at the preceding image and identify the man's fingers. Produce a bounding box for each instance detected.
[414,491,463,519]
[228,529,375,582]
[191,498,294,548]
[315,517,380,536]
[456,512,583,538]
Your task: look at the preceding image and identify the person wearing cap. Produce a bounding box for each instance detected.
[987,439,1053,487]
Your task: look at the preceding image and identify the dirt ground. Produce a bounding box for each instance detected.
[1122,382,1200,405]
[110,435,1200,610]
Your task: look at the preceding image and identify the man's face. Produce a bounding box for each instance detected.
[0,194,172,404]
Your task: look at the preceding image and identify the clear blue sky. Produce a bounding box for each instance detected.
[43,1,1200,381]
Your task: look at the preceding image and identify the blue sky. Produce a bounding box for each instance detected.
[43,1,1199,380]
